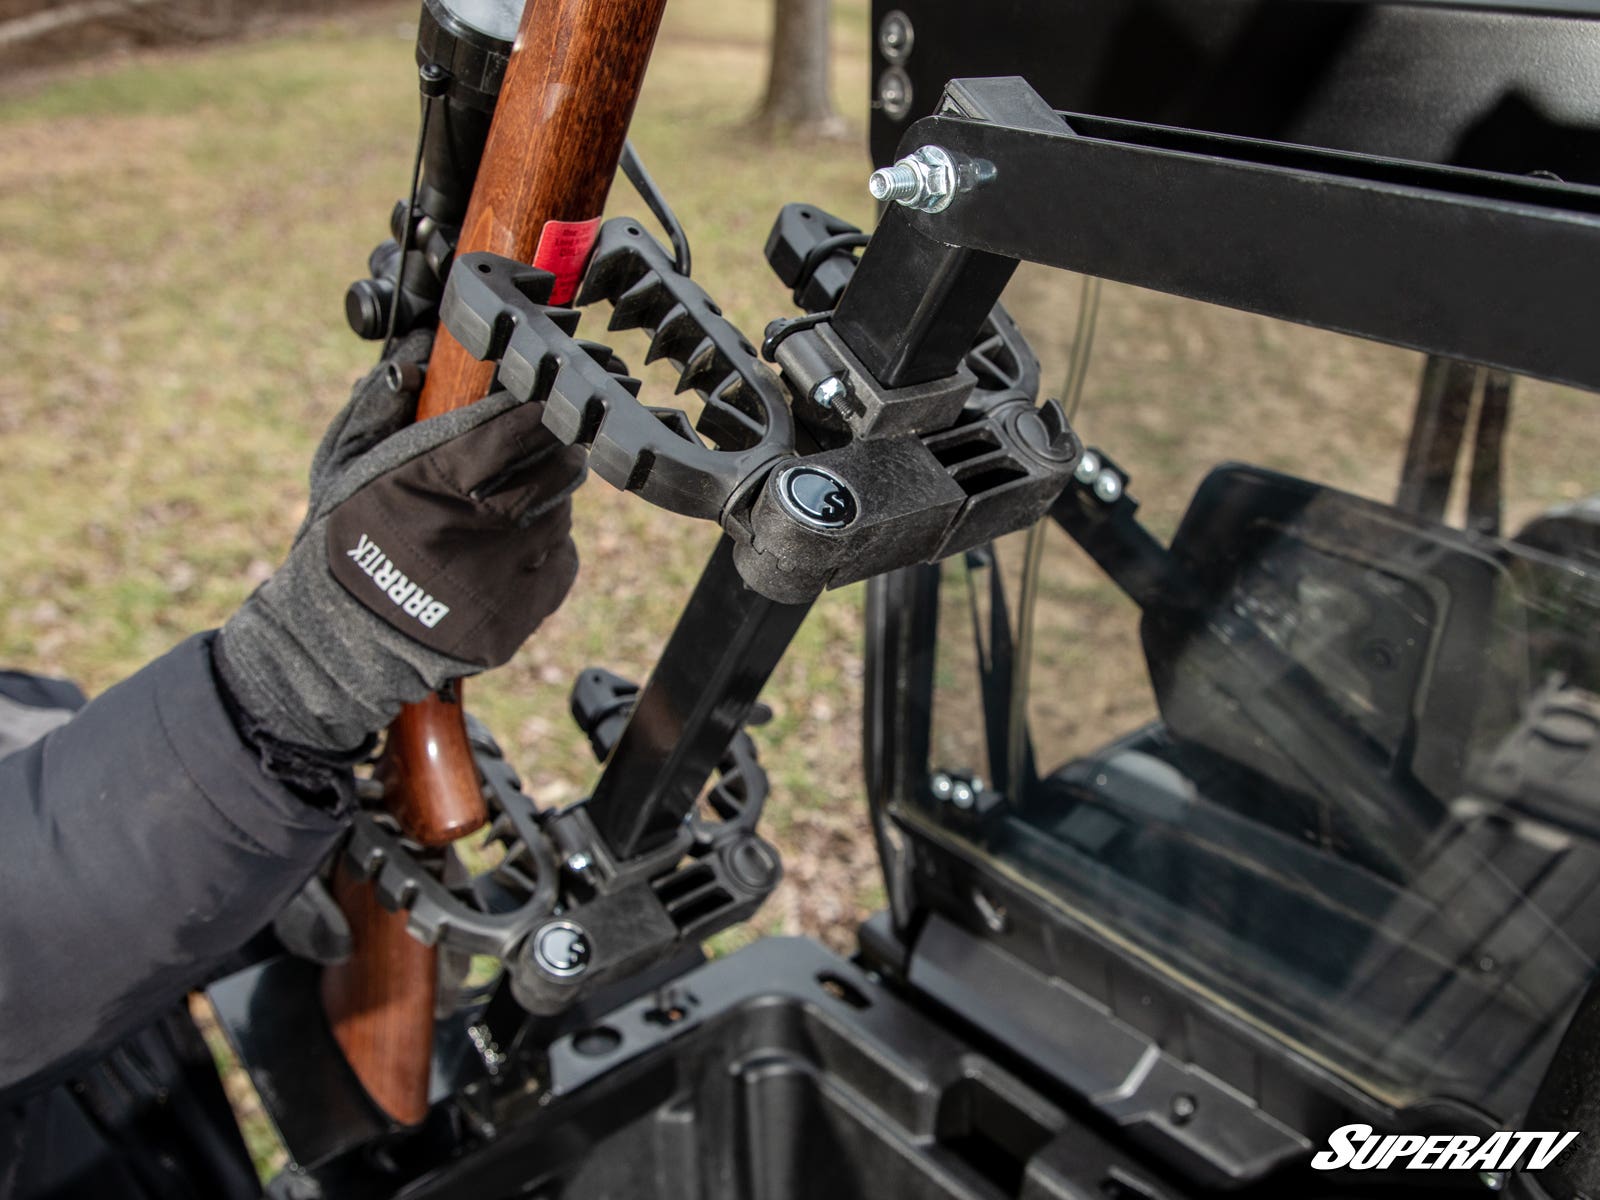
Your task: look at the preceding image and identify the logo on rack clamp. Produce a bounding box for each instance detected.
[777,466,858,530]
[532,920,592,978]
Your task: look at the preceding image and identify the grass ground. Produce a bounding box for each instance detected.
[1,0,1595,1181]
[0,0,886,963]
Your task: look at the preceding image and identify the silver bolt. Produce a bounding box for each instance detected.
[811,375,848,410]
[1093,471,1123,504]
[1073,450,1101,484]
[869,163,920,204]
[950,781,975,809]
[876,67,912,121]
[869,144,959,213]
[877,10,913,63]
[930,772,954,800]
[565,851,591,874]
[1480,1171,1506,1192]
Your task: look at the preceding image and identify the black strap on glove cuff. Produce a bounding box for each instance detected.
[210,636,366,813]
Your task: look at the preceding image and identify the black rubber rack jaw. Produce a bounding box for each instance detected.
[439,217,1082,604]
[441,227,793,523]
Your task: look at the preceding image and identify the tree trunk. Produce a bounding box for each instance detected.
[751,0,845,139]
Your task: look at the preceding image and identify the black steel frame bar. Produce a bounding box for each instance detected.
[583,536,812,860]
[895,102,1600,392]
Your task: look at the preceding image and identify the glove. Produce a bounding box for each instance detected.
[216,331,586,754]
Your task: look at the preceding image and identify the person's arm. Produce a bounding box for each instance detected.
[0,332,585,1099]
[0,632,344,1098]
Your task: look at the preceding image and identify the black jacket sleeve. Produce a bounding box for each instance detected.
[0,633,348,1101]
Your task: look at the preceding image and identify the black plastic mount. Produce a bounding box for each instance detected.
[442,229,792,521]
[339,673,779,1019]
[438,215,1082,604]
[344,717,558,958]
[762,200,1042,408]
[366,175,1086,1013]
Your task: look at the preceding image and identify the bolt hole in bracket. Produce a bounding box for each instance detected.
[570,1025,622,1057]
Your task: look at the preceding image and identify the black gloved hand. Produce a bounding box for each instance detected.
[216,331,586,753]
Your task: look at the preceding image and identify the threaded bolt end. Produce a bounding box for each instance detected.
[869,163,921,203]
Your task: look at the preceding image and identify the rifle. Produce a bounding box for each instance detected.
[321,0,669,1125]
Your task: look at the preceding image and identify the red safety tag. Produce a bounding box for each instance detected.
[532,216,604,305]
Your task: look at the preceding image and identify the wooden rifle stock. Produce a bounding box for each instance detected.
[323,0,670,1125]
